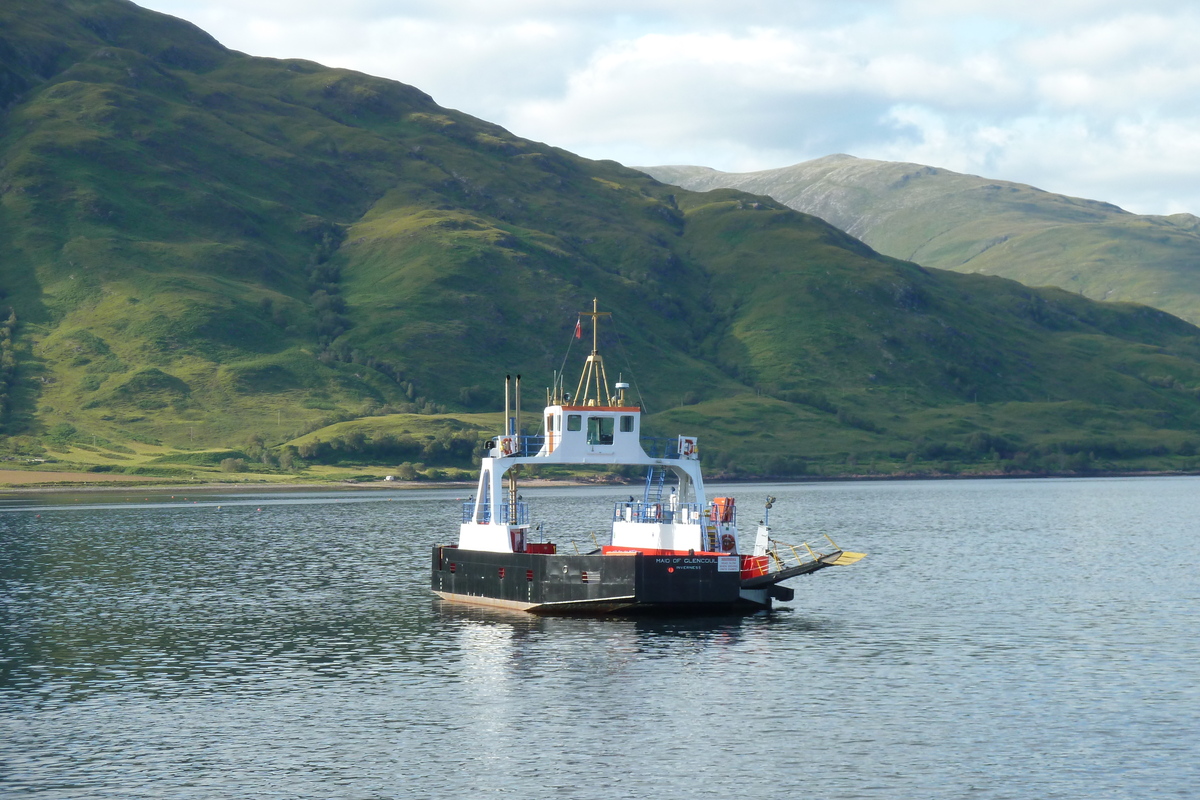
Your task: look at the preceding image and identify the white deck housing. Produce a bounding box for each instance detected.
[458,299,739,556]
[458,401,742,554]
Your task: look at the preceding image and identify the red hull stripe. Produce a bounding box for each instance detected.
[601,546,772,581]
[601,546,726,557]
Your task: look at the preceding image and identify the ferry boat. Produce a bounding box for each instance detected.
[431,300,864,614]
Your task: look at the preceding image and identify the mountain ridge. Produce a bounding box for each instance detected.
[2,0,1200,478]
[641,156,1200,326]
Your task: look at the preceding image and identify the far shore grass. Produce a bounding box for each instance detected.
[4,464,1197,495]
[5,418,1199,494]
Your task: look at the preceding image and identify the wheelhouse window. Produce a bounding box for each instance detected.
[567,414,581,432]
[587,416,614,445]
[620,415,634,433]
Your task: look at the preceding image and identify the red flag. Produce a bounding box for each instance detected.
[574,319,582,339]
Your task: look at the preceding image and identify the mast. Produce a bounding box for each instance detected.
[510,374,522,523]
[573,298,614,406]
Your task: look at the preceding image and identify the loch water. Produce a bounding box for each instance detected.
[1,477,1197,799]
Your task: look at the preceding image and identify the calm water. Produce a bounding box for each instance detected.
[1,478,1197,798]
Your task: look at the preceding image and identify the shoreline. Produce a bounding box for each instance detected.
[2,468,1196,496]
[0,475,603,495]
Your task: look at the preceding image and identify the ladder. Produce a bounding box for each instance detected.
[643,466,666,502]
[704,514,719,551]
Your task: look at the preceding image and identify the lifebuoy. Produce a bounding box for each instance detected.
[682,439,695,457]
[654,503,662,521]
[721,533,735,551]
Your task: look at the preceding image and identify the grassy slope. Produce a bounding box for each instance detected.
[643,157,1200,326]
[0,1,482,447]
[1,1,1200,480]
[655,191,1200,473]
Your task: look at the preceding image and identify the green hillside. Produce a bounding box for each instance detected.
[3,0,1200,480]
[644,156,1200,326]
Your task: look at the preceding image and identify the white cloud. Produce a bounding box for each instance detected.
[138,0,1200,215]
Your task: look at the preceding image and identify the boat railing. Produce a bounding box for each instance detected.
[612,501,701,524]
[461,500,531,526]
[493,435,545,458]
[639,437,682,459]
[744,535,842,579]
[519,435,544,457]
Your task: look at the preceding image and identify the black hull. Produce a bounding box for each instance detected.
[432,546,772,615]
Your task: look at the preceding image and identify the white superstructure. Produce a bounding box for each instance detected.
[458,299,740,556]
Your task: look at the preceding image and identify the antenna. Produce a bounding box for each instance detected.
[572,298,613,406]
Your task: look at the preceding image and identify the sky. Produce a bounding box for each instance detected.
[136,0,1200,216]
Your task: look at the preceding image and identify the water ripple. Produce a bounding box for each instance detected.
[2,478,1198,798]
